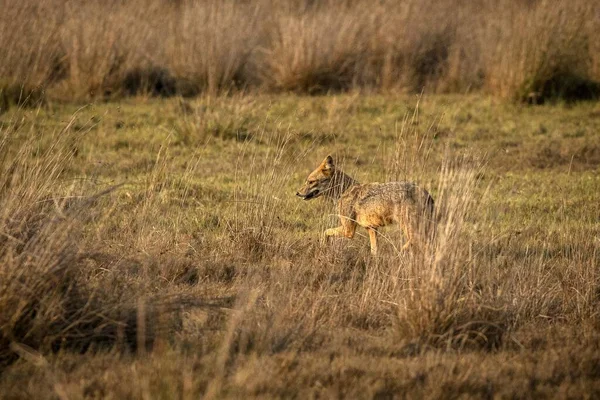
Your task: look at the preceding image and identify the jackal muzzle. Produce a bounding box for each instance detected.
[296,189,320,200]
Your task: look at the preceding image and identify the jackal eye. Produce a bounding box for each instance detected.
[308,180,316,184]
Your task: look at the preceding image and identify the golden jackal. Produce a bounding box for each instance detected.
[296,156,434,255]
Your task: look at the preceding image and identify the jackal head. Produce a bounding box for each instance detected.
[296,155,335,200]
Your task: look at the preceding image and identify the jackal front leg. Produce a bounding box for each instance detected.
[367,228,378,255]
[324,226,344,237]
[324,226,355,238]
[324,218,356,239]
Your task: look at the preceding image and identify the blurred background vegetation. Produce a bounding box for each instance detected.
[1,0,599,106]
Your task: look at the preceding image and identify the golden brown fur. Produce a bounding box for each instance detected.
[296,155,434,255]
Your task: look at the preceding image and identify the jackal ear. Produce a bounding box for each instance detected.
[322,155,335,171]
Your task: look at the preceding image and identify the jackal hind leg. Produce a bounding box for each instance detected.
[401,224,413,251]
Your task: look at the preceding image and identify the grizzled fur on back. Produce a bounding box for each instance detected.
[340,182,434,228]
[296,155,435,254]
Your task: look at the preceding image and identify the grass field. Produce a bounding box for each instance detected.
[1,94,599,398]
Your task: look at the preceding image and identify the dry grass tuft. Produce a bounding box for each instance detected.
[259,4,368,93]
[0,112,208,370]
[394,157,506,350]
[168,0,264,95]
[0,117,101,367]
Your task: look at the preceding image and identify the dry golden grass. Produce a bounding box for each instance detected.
[1,0,599,104]
[0,94,599,397]
[484,0,600,102]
